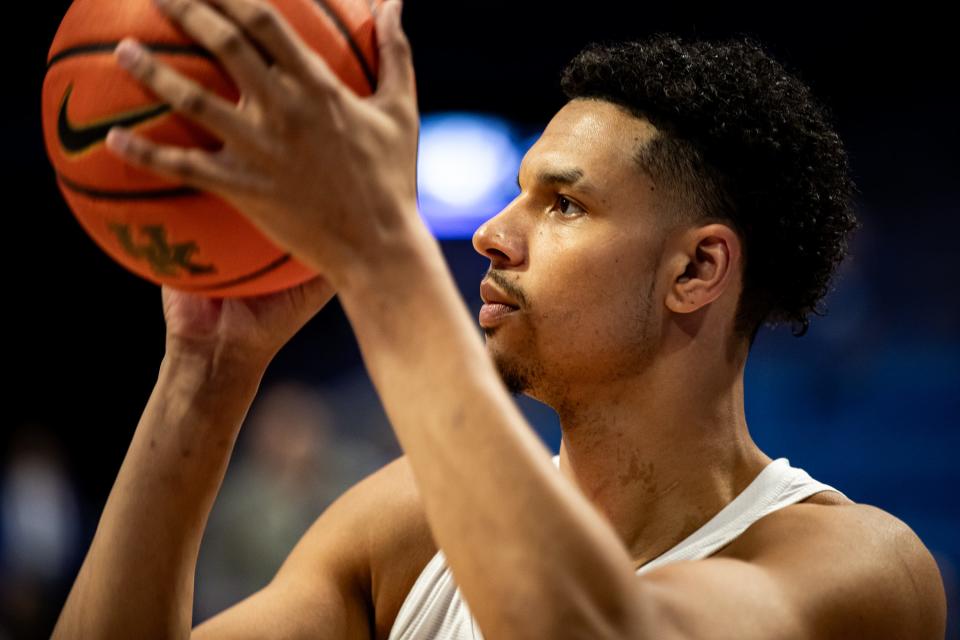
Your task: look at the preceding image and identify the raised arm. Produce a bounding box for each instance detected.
[52,278,334,639]
[52,349,264,639]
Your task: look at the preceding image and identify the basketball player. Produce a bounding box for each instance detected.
[52,0,947,637]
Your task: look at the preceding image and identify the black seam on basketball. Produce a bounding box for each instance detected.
[47,43,213,69]
[47,15,375,91]
[58,172,294,290]
[174,253,294,291]
[58,173,199,200]
[312,0,377,92]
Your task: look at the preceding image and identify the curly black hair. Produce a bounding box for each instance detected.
[560,34,860,344]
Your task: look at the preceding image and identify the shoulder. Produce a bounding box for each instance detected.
[328,454,438,639]
[718,496,947,638]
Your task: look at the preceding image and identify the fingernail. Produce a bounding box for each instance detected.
[116,39,144,69]
[107,128,131,152]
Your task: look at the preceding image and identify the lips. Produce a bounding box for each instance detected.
[479,302,518,327]
[480,280,519,308]
[479,279,519,328]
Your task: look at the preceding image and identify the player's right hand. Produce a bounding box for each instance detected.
[161,274,335,371]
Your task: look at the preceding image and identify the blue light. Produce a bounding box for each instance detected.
[416,113,526,239]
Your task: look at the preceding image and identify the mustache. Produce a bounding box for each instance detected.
[485,268,529,308]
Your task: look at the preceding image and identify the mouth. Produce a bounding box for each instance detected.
[479,278,521,329]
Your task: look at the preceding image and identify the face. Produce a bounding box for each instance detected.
[472,99,671,404]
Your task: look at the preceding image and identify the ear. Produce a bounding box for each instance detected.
[663,223,741,314]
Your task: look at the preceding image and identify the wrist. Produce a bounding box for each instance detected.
[164,335,272,380]
[159,346,267,402]
[335,213,442,302]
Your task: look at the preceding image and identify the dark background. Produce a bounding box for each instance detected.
[3,2,957,638]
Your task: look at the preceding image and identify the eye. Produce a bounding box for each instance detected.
[553,195,586,218]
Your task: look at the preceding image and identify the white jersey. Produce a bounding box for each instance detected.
[388,456,843,640]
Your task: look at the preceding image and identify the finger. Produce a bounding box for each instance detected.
[298,274,336,308]
[249,274,335,313]
[202,0,347,96]
[373,0,415,108]
[152,0,277,107]
[290,275,337,323]
[105,127,261,196]
[115,39,268,155]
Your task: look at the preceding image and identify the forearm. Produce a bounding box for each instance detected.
[52,352,265,640]
[338,226,645,639]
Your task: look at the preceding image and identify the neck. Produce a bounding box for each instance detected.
[553,341,771,569]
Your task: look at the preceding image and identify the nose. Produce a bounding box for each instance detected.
[472,201,526,269]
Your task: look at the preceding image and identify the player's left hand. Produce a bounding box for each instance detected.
[106,0,420,290]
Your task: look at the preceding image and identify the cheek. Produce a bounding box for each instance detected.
[544,221,652,294]
[532,246,654,344]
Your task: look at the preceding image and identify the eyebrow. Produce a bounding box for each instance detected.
[517,166,596,195]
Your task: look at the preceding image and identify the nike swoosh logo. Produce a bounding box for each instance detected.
[58,84,171,154]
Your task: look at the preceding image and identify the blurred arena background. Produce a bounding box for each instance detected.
[4,2,957,638]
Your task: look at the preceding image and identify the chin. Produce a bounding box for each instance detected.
[487,348,536,398]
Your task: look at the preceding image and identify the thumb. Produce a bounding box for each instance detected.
[295,274,336,310]
[374,0,415,106]
[244,274,334,319]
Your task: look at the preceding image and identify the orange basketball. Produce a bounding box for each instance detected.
[42,0,381,297]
